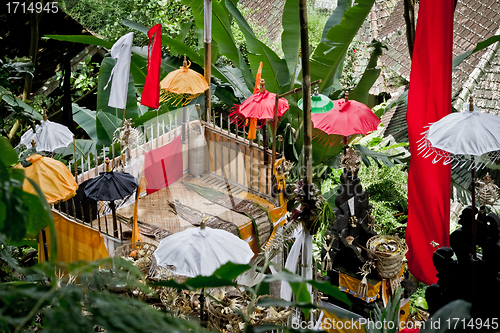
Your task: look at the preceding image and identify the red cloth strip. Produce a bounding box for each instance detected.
[406,0,454,284]
[144,136,183,195]
[141,24,162,109]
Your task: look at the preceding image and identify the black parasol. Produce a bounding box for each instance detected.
[84,158,138,238]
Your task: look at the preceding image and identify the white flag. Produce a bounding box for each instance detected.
[105,32,133,109]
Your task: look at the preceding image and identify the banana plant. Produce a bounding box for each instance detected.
[46,0,383,166]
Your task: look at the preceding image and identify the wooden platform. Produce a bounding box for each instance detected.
[115,173,273,238]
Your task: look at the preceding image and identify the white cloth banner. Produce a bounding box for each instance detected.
[105,32,134,109]
[280,225,304,301]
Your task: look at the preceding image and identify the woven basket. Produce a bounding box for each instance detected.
[114,241,157,258]
[114,242,157,275]
[366,235,407,279]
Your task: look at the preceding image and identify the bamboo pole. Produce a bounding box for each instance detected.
[204,0,212,126]
[270,79,321,170]
[299,0,313,302]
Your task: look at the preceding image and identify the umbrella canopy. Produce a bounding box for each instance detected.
[419,103,500,167]
[159,55,209,106]
[419,99,500,259]
[153,222,254,277]
[16,154,78,204]
[233,88,289,121]
[20,119,73,152]
[311,96,380,137]
[84,161,138,202]
[298,86,334,114]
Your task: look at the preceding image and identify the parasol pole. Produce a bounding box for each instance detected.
[204,0,212,126]
[32,137,50,261]
[199,216,208,327]
[299,0,313,307]
[105,159,119,238]
[270,79,322,170]
[469,97,477,259]
[343,91,350,155]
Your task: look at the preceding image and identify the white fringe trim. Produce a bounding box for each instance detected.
[417,127,500,171]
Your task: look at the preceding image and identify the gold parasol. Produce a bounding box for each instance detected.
[159,55,209,106]
[16,154,78,204]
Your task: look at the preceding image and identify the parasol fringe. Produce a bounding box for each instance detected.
[229,105,247,128]
[418,130,500,171]
[229,106,271,129]
[159,91,202,107]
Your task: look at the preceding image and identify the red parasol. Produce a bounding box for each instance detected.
[311,94,380,138]
[229,80,289,129]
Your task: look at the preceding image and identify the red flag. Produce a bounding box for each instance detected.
[144,136,183,195]
[141,24,162,109]
[406,0,454,285]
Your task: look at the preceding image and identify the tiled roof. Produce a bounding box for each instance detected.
[370,0,500,116]
[239,0,285,47]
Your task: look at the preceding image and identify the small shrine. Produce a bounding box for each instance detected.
[321,147,415,319]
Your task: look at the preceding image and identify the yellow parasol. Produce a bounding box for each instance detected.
[160,55,209,106]
[16,154,78,204]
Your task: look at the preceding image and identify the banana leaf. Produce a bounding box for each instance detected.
[44,34,113,49]
[225,0,290,93]
[349,40,386,105]
[281,0,300,91]
[96,111,122,146]
[0,86,42,121]
[310,0,376,93]
[452,34,500,69]
[182,0,253,89]
[96,57,139,120]
[72,103,97,141]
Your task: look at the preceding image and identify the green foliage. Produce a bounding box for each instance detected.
[410,283,428,311]
[366,287,402,333]
[0,58,41,140]
[358,163,408,235]
[61,0,197,48]
[56,55,100,99]
[0,138,54,245]
[0,57,34,93]
[339,39,365,90]
[0,256,208,333]
[310,0,376,94]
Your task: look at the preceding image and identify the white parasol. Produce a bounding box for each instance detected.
[20,113,73,152]
[153,219,254,278]
[418,100,500,169]
[418,97,500,258]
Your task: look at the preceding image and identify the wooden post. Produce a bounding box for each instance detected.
[299,0,313,304]
[204,0,212,125]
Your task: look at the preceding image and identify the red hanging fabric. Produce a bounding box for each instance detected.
[406,0,454,285]
[144,136,183,195]
[141,24,162,109]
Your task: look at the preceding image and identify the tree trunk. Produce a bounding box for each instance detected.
[9,0,42,142]
[403,0,416,59]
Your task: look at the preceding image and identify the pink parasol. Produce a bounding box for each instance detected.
[311,94,380,139]
[229,80,289,128]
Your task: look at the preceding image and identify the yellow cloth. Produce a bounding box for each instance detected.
[132,185,143,244]
[16,154,78,204]
[253,62,263,94]
[247,118,257,140]
[272,157,287,206]
[339,272,382,302]
[39,210,109,262]
[264,203,288,250]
